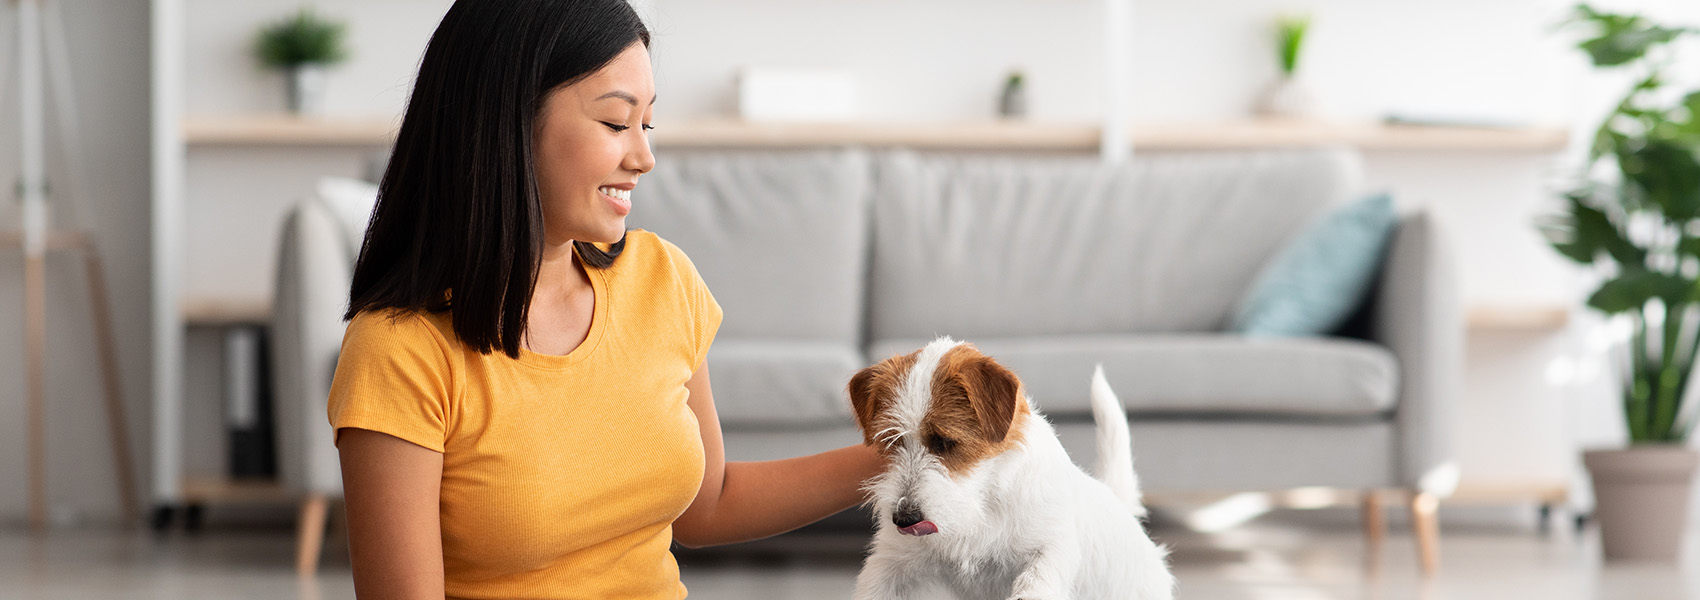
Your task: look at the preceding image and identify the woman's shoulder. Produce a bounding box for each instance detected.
[617,229,699,276]
[344,308,460,356]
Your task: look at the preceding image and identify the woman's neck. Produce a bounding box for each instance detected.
[533,240,592,305]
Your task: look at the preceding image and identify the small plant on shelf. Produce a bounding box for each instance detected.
[253,9,350,114]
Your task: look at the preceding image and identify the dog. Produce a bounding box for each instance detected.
[848,337,1174,600]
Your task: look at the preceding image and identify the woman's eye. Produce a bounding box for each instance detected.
[603,122,630,133]
[642,124,655,131]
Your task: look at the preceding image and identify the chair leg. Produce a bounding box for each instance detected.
[1409,491,1440,576]
[297,493,329,576]
[1361,490,1385,552]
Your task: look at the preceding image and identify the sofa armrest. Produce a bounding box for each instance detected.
[270,199,354,495]
[1372,210,1463,496]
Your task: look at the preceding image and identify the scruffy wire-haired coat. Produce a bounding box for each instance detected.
[849,338,1174,600]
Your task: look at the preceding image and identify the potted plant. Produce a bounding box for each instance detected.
[1542,4,1700,562]
[1255,14,1318,119]
[254,8,350,115]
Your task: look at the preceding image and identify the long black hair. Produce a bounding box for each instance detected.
[346,0,650,358]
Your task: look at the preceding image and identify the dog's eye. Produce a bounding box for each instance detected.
[925,434,957,454]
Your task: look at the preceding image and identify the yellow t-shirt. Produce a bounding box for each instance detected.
[328,230,721,600]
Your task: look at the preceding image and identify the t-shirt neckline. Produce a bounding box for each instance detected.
[515,248,610,370]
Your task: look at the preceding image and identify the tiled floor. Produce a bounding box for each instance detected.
[1,514,1695,599]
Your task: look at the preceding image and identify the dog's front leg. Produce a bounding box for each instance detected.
[854,550,925,600]
[1007,541,1082,600]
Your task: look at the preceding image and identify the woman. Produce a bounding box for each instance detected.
[329,1,883,598]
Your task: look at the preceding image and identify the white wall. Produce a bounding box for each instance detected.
[0,0,154,524]
[4,0,1696,523]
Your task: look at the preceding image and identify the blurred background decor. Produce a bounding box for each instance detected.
[998,70,1027,119]
[254,8,348,115]
[1255,13,1318,119]
[1543,3,1700,562]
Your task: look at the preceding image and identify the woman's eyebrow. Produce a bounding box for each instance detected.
[594,90,657,106]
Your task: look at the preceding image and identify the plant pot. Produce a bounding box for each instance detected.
[1583,445,1699,561]
[287,64,327,115]
[1255,76,1319,119]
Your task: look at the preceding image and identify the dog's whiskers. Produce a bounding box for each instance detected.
[874,425,906,451]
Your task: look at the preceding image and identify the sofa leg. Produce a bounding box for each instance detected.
[1409,491,1440,576]
[1361,490,1385,553]
[296,493,329,576]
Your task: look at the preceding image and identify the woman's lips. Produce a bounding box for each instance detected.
[599,188,632,216]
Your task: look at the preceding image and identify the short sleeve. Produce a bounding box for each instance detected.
[327,311,455,453]
[655,237,722,371]
[690,263,723,371]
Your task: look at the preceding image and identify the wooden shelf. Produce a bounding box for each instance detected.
[1132,119,1570,152]
[181,476,296,505]
[181,296,270,325]
[653,119,1100,150]
[1468,304,1571,331]
[184,114,399,146]
[182,114,1571,152]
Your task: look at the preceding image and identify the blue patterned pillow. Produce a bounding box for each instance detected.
[1230,193,1397,336]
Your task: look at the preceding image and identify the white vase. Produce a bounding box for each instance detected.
[287,65,327,115]
[1256,76,1319,119]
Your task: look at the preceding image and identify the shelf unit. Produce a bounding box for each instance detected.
[183,114,1572,152]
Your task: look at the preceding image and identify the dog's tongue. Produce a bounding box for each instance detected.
[898,520,939,536]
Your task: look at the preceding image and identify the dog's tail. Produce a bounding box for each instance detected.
[1091,364,1146,517]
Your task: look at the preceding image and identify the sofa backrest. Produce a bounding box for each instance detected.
[867,149,1362,340]
[630,149,872,344]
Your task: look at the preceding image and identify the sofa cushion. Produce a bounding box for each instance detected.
[868,335,1398,418]
[867,149,1362,341]
[629,149,870,343]
[1231,193,1398,336]
[706,339,863,428]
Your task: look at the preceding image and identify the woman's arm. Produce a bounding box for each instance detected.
[671,364,886,548]
[338,428,446,599]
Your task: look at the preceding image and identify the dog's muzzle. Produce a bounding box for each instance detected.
[892,496,938,536]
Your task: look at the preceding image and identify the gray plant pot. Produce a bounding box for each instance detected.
[1583,445,1699,561]
[287,64,327,115]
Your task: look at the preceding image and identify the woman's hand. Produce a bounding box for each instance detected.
[339,428,446,600]
[672,364,886,548]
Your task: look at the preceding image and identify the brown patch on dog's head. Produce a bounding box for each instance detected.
[848,350,920,451]
[922,344,1027,474]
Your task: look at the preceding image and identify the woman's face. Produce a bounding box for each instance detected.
[534,42,656,247]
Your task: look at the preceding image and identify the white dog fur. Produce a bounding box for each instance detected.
[848,337,1174,600]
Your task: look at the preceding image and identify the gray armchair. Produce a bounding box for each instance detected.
[270,177,376,574]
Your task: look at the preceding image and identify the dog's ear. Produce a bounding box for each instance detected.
[848,364,888,446]
[848,352,917,448]
[960,355,1021,444]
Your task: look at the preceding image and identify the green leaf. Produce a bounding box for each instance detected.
[1625,139,1700,221]
[254,9,349,68]
[1276,15,1310,76]
[1542,193,1645,267]
[1587,270,1694,313]
[1580,26,1685,66]
[1566,4,1689,67]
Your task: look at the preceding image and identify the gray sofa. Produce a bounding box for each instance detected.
[274,147,1460,572]
[632,148,1459,498]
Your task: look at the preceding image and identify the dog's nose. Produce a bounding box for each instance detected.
[892,497,926,528]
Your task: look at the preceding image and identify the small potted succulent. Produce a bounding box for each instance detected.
[1541,4,1700,561]
[254,8,350,115]
[1255,14,1319,119]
